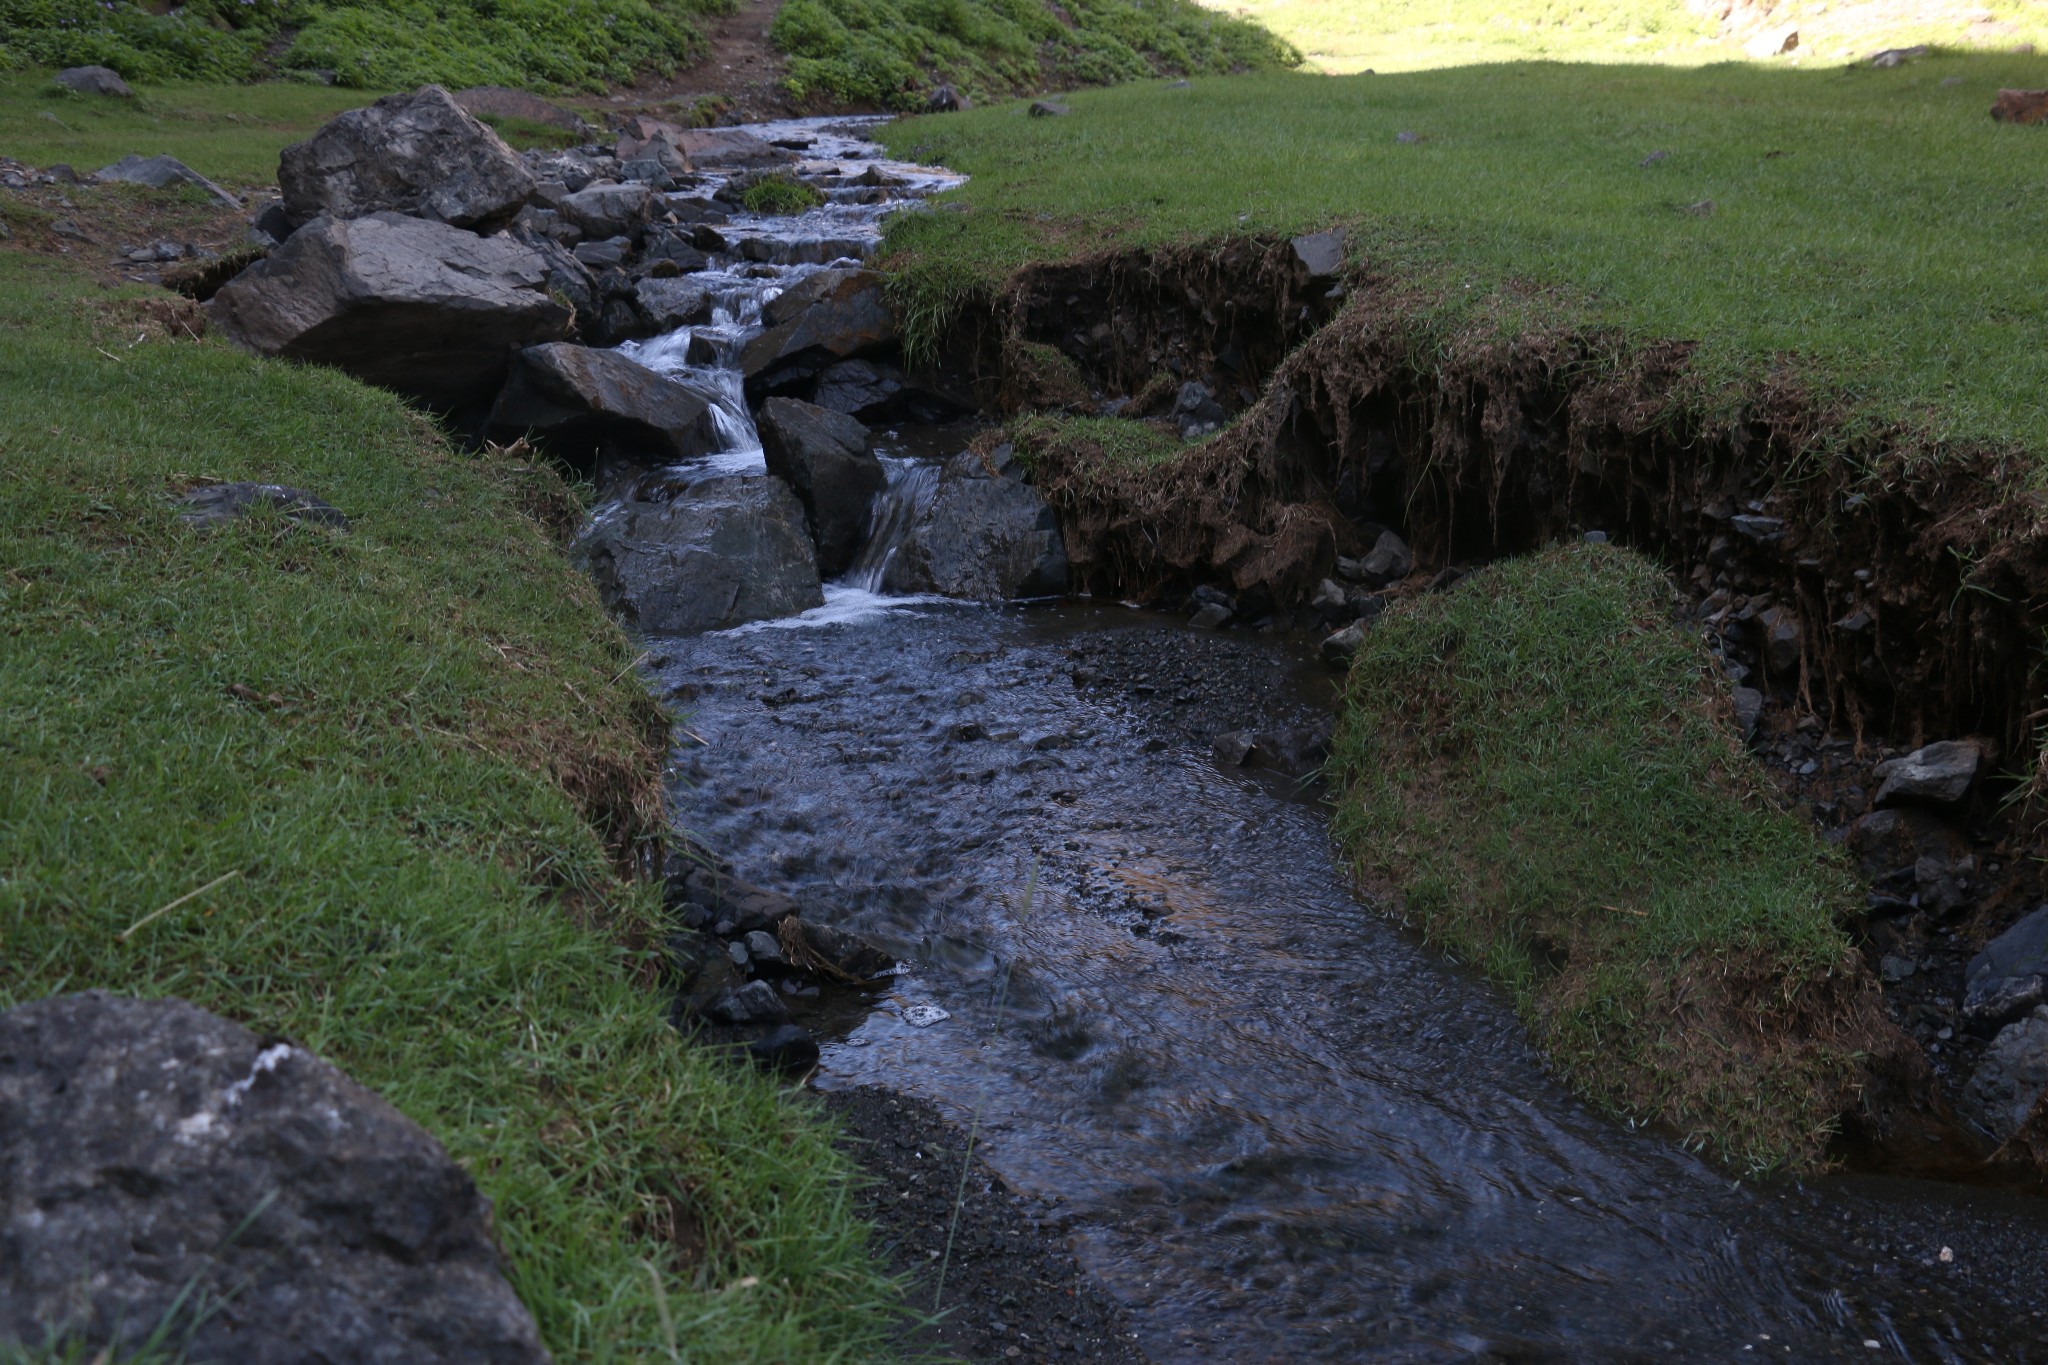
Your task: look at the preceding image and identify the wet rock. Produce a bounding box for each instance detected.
[559,181,654,241]
[1213,731,1256,766]
[1189,602,1232,629]
[614,115,692,168]
[487,343,722,463]
[453,85,590,135]
[1322,621,1367,668]
[207,212,570,409]
[1311,577,1353,622]
[57,65,132,97]
[1290,229,1346,279]
[177,482,347,531]
[632,277,714,332]
[1216,725,1332,777]
[1360,528,1413,584]
[93,153,239,209]
[1874,739,1983,809]
[514,228,599,329]
[743,929,785,966]
[572,474,823,634]
[927,84,971,113]
[1964,907,2048,1029]
[0,993,548,1364]
[757,397,886,578]
[1960,1007,2048,1142]
[641,226,710,271]
[279,85,532,233]
[709,980,790,1026]
[1991,88,2048,124]
[888,449,1068,600]
[748,1024,819,1071]
[741,268,896,394]
[1730,513,1785,541]
[812,357,907,420]
[1758,605,1802,676]
[784,919,894,981]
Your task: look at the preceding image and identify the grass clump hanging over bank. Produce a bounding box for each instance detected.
[0,256,904,1358]
[881,51,2048,456]
[1328,545,1886,1172]
[773,0,1299,108]
[0,0,732,91]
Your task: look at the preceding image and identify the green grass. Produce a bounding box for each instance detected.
[1328,544,1877,1173]
[740,171,828,215]
[772,0,1299,109]
[1200,0,2048,73]
[0,255,906,1358]
[1009,411,1185,479]
[881,51,2048,456]
[0,0,732,92]
[0,74,384,186]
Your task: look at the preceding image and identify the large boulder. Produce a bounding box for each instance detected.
[740,269,896,395]
[207,212,570,409]
[488,344,723,464]
[279,85,534,233]
[1874,739,1983,809]
[573,475,823,633]
[758,398,885,578]
[0,992,549,1364]
[57,65,132,97]
[888,447,1068,600]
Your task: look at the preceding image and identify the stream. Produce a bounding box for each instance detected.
[603,117,2048,1364]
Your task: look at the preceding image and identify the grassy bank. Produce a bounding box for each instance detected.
[1197,0,2048,74]
[1328,546,1883,1172]
[772,0,1298,108]
[883,50,2048,455]
[0,114,905,1365]
[0,0,731,92]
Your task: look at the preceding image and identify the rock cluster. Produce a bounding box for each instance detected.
[662,853,895,1070]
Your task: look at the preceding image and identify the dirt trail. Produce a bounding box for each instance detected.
[583,0,799,121]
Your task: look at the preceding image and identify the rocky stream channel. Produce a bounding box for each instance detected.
[82,82,2043,1361]
[481,118,2048,1363]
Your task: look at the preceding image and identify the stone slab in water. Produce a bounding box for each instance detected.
[488,343,722,464]
[0,992,550,1363]
[759,397,885,579]
[573,474,823,634]
[888,449,1068,600]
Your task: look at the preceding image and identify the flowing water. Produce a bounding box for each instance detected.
[613,121,2048,1364]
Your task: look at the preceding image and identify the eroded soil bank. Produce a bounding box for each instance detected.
[936,234,2048,1175]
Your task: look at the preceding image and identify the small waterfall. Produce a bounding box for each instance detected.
[842,457,939,592]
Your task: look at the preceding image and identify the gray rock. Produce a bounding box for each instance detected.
[1758,605,1802,676]
[1961,1007,2048,1143]
[741,268,896,393]
[573,474,824,634]
[1322,621,1368,668]
[1360,528,1413,583]
[641,227,710,272]
[1311,576,1352,622]
[0,993,549,1364]
[674,127,796,170]
[812,357,906,419]
[665,862,801,936]
[1731,686,1764,739]
[487,343,722,463]
[887,450,1068,600]
[1291,229,1346,278]
[177,482,347,531]
[1965,907,2048,1028]
[279,85,533,233]
[57,65,132,98]
[1874,739,1983,808]
[207,212,570,409]
[744,930,785,965]
[1173,380,1226,439]
[559,181,654,241]
[709,980,790,1026]
[1189,601,1232,629]
[93,154,238,209]
[513,229,599,330]
[1029,100,1069,117]
[757,397,885,578]
[572,235,632,269]
[1730,513,1785,541]
[633,277,713,332]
